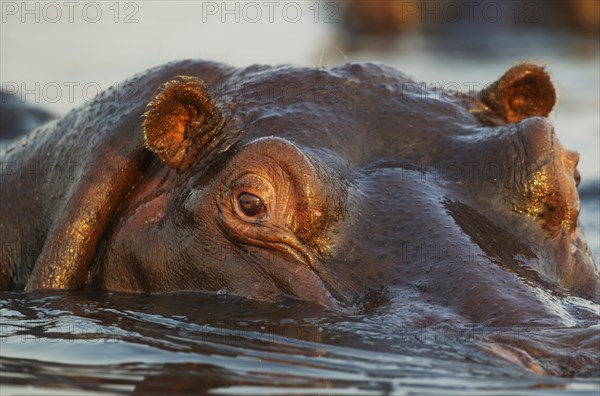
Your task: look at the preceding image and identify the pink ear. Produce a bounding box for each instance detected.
[480,63,556,124]
[143,76,224,172]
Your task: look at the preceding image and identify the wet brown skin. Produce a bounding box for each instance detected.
[1,61,598,375]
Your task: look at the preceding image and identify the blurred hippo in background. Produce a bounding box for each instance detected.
[0,91,55,148]
[0,60,598,375]
[340,0,600,37]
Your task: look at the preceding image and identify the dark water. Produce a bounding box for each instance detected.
[2,291,599,395]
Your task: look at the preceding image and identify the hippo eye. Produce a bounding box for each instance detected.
[237,193,264,217]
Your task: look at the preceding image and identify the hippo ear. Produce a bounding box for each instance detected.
[143,76,224,172]
[479,63,556,124]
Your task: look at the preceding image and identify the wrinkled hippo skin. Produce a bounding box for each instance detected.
[1,60,598,375]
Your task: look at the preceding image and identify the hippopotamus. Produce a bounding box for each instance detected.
[0,91,56,146]
[339,0,600,37]
[1,61,598,374]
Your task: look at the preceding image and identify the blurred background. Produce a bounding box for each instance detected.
[1,0,599,254]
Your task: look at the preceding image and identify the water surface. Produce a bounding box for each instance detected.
[2,292,599,395]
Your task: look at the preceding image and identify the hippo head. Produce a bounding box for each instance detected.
[97,62,598,317]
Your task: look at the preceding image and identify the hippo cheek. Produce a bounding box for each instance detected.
[226,247,344,310]
[207,219,342,308]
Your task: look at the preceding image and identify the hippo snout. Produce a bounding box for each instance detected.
[515,117,582,235]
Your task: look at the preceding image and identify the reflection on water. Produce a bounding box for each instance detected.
[1,292,599,395]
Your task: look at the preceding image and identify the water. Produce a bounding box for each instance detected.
[1,292,599,395]
[1,2,599,394]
